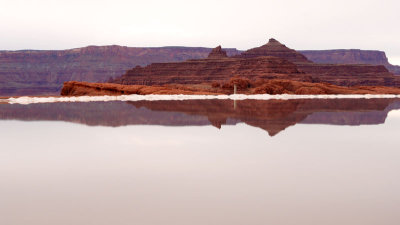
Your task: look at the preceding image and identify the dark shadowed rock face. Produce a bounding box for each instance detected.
[300,49,400,75]
[0,45,241,96]
[239,38,312,63]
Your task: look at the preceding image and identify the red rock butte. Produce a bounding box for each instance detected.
[239,38,312,63]
[111,38,400,87]
[111,45,310,85]
[207,45,228,58]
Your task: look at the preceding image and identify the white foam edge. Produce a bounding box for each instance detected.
[3,94,400,105]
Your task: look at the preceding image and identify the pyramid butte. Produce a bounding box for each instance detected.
[240,38,312,63]
[208,46,228,58]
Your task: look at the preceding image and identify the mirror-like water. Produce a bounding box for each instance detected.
[1,99,399,225]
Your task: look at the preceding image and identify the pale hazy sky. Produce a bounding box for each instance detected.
[1,0,399,64]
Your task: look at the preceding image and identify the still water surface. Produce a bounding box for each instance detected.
[1,99,400,225]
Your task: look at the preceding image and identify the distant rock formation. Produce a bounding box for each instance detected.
[208,46,228,58]
[239,38,312,63]
[2,39,400,96]
[113,39,399,87]
[0,46,241,96]
[62,79,400,97]
[300,49,400,75]
[111,55,308,85]
[296,63,395,86]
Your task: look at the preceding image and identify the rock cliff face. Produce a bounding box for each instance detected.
[238,39,398,86]
[62,79,400,96]
[300,49,400,75]
[0,45,241,96]
[61,81,221,96]
[207,45,228,58]
[112,40,316,86]
[113,39,399,87]
[112,54,308,85]
[296,63,395,86]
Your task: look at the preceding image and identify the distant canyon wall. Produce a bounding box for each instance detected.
[300,49,400,75]
[1,43,400,96]
[0,46,240,96]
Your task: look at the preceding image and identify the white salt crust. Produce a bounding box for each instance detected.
[4,94,400,105]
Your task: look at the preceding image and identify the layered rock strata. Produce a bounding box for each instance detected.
[3,38,400,97]
[62,79,400,96]
[237,39,399,86]
[113,39,399,87]
[111,56,308,85]
[239,38,312,63]
[300,49,400,75]
[61,81,220,96]
[296,63,395,86]
[207,45,228,58]
[0,46,241,96]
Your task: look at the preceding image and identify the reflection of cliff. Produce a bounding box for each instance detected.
[129,99,400,136]
[302,100,400,125]
[1,99,399,136]
[0,102,216,127]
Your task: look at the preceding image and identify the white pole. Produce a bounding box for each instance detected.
[233,84,237,109]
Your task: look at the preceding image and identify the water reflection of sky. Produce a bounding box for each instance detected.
[0,109,399,225]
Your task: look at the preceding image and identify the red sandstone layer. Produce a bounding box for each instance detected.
[111,56,309,85]
[61,79,400,96]
[296,63,395,86]
[112,39,399,87]
[61,81,222,96]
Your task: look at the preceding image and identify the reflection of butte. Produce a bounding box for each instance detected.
[0,99,399,136]
[129,98,400,136]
